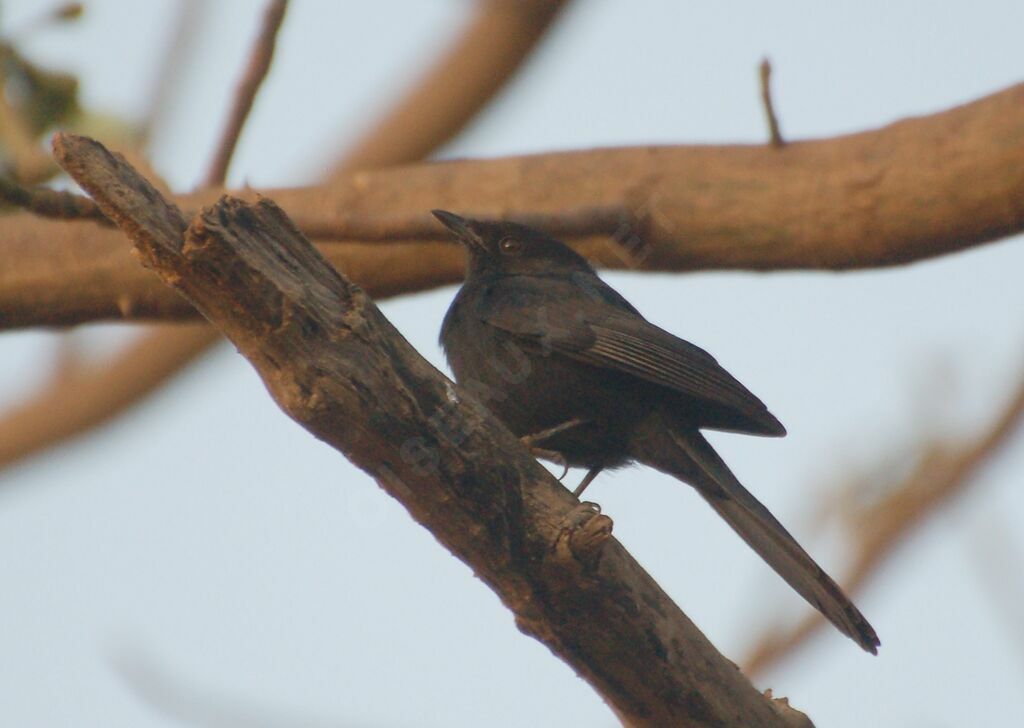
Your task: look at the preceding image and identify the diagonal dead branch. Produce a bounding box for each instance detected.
[55,131,815,728]
[743,359,1024,675]
[5,81,1024,329]
[203,0,289,187]
[0,0,562,473]
[0,0,257,477]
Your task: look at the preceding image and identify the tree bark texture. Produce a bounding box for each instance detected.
[53,133,815,728]
[4,82,1023,329]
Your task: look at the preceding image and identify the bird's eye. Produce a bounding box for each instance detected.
[499,237,522,254]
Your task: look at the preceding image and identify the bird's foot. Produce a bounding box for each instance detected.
[520,418,589,480]
[547,501,613,575]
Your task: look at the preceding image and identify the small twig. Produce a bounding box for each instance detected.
[203,0,288,187]
[744,359,1024,675]
[759,57,785,148]
[0,176,108,222]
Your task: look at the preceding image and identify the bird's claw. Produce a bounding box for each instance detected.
[526,446,570,480]
[551,452,570,481]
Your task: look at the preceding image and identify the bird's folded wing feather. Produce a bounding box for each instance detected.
[480,279,784,435]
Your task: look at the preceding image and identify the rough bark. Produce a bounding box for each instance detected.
[0,0,574,473]
[5,82,1024,329]
[53,132,815,728]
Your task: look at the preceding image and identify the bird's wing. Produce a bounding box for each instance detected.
[480,279,785,436]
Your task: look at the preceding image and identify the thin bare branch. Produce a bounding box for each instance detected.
[203,0,288,187]
[55,132,815,728]
[759,57,784,147]
[744,359,1024,675]
[0,175,107,222]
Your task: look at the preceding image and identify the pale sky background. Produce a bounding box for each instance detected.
[2,1,1024,726]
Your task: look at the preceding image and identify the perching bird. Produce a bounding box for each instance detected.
[434,209,879,653]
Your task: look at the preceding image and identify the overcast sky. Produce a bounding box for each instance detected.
[2,1,1024,726]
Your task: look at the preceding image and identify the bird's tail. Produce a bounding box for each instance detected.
[632,421,880,653]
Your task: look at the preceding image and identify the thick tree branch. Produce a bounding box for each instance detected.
[4,82,1024,329]
[54,132,814,728]
[744,359,1024,675]
[0,0,285,475]
[0,0,561,471]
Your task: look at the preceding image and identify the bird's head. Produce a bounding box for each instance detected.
[432,210,594,278]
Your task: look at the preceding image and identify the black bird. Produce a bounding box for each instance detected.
[434,210,879,654]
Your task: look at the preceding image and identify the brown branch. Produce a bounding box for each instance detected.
[203,0,288,187]
[0,0,195,473]
[326,0,571,176]
[6,80,1024,329]
[759,58,784,147]
[0,175,107,221]
[0,0,559,473]
[55,132,815,728]
[743,358,1024,675]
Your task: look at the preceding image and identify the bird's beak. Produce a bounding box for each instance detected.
[432,209,483,249]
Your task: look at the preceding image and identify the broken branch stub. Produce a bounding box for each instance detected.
[52,132,812,728]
